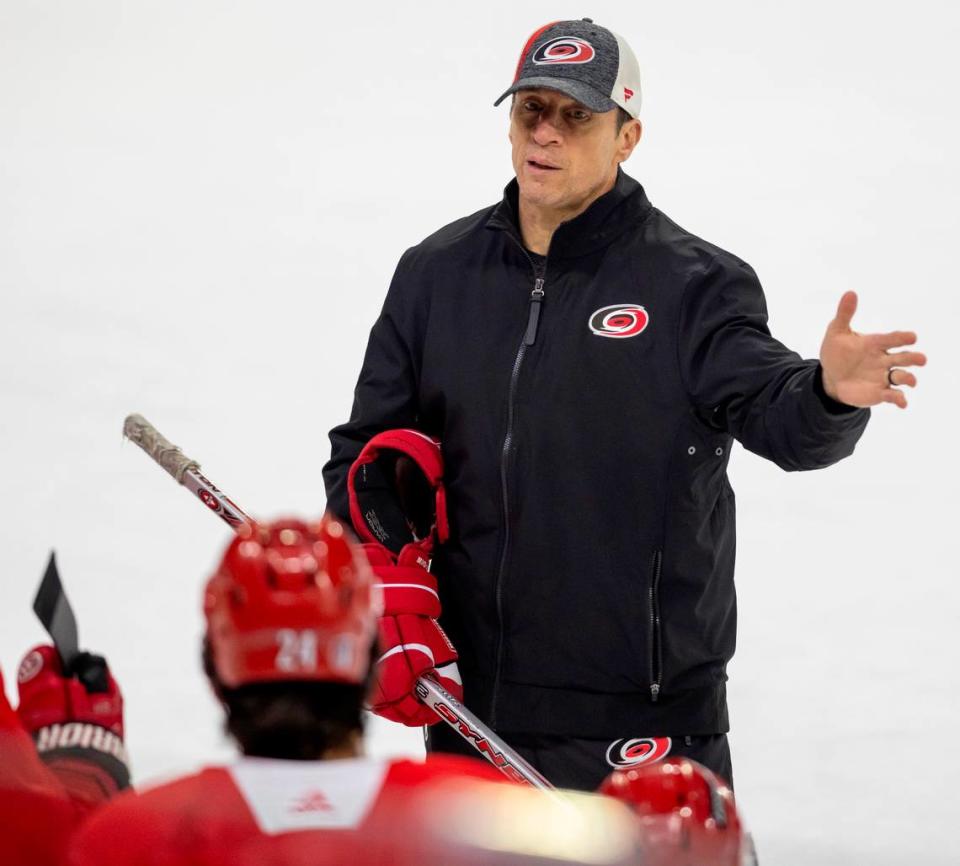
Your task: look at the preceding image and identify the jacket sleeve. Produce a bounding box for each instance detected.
[678,255,869,471]
[323,250,424,525]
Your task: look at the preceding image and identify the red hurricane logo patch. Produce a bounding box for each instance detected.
[198,489,221,512]
[533,37,596,65]
[588,304,649,339]
[605,737,673,769]
[17,649,44,684]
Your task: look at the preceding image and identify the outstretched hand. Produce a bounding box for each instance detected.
[819,291,926,409]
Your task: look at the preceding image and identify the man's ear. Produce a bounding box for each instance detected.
[618,119,643,163]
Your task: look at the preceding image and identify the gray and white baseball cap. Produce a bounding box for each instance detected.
[494,19,642,118]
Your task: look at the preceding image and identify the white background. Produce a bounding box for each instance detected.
[1,2,958,863]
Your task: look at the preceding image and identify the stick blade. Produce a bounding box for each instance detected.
[33,551,80,670]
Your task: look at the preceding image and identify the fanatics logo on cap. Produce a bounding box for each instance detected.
[605,737,673,768]
[532,36,595,65]
[588,304,649,339]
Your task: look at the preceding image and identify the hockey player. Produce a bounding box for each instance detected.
[600,758,754,866]
[68,515,507,866]
[0,645,128,866]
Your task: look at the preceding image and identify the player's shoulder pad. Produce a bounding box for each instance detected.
[69,767,238,863]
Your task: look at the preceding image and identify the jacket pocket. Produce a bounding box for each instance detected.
[648,548,663,702]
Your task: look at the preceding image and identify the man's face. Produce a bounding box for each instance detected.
[509,88,639,216]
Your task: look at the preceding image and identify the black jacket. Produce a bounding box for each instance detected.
[324,170,869,738]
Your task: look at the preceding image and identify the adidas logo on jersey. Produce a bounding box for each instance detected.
[289,790,334,814]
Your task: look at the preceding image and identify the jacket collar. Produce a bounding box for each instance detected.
[486,167,653,259]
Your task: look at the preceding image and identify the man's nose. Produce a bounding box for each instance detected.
[531,113,562,145]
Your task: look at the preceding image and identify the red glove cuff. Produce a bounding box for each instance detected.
[16,645,130,805]
[364,541,461,727]
[370,616,461,726]
[375,567,440,618]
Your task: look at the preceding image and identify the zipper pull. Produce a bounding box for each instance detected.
[524,278,545,346]
[649,683,660,702]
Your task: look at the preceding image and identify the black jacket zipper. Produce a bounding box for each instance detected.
[490,251,546,726]
[648,548,663,702]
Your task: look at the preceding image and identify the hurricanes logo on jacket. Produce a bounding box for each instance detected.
[588,304,649,339]
[605,737,672,768]
[533,37,595,65]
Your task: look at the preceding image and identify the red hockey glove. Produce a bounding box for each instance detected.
[367,543,462,726]
[16,645,130,809]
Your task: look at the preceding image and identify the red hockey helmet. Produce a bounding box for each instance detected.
[347,429,449,555]
[599,758,748,866]
[203,515,379,688]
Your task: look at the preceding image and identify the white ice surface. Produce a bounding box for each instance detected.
[1,2,958,863]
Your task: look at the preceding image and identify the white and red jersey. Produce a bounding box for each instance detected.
[69,753,506,866]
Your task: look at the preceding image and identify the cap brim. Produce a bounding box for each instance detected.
[494,76,617,113]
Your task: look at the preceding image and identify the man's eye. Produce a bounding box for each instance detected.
[569,111,590,122]
[522,101,542,112]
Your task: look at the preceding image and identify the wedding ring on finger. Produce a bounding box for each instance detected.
[887,367,897,387]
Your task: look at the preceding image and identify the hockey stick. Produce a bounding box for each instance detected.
[33,551,80,670]
[411,676,552,787]
[32,552,114,694]
[122,413,553,790]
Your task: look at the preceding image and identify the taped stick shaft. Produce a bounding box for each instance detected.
[122,412,544,786]
[123,413,199,483]
[123,414,252,528]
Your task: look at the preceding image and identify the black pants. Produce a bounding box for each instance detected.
[426,723,733,792]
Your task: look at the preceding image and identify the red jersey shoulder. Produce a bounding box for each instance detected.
[0,667,75,866]
[387,753,508,787]
[68,767,251,866]
[70,756,507,866]
[0,667,69,797]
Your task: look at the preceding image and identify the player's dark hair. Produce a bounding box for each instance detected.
[202,639,377,760]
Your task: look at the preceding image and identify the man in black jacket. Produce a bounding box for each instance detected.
[322,19,926,791]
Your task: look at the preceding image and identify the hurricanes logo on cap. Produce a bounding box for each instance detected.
[588,304,649,339]
[533,37,595,65]
[605,737,672,768]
